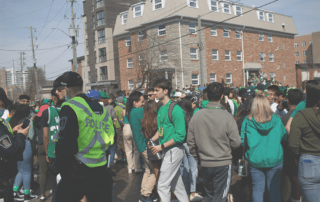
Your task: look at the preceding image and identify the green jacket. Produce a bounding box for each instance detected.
[241,114,287,168]
[129,108,147,153]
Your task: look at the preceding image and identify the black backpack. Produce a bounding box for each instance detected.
[157,102,177,124]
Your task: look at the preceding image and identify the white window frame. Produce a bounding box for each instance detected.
[212,49,218,60]
[139,53,145,66]
[295,52,299,57]
[96,0,104,8]
[154,0,165,10]
[259,33,264,41]
[295,61,299,64]
[128,80,134,90]
[269,53,274,62]
[268,34,272,42]
[136,79,142,88]
[187,0,198,8]
[257,10,265,21]
[160,49,168,62]
[190,48,198,60]
[125,36,131,47]
[294,42,298,47]
[222,2,231,14]
[225,50,231,61]
[302,41,306,46]
[223,28,230,38]
[121,13,128,25]
[192,74,199,85]
[266,12,274,22]
[260,52,266,62]
[133,5,144,18]
[158,25,166,36]
[189,23,196,35]
[236,30,242,39]
[237,51,242,61]
[211,26,217,36]
[127,58,133,68]
[209,0,219,12]
[138,31,145,41]
[210,73,216,83]
[234,5,243,16]
[303,51,306,56]
[226,73,232,84]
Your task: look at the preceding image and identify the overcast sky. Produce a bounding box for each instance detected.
[0,0,319,81]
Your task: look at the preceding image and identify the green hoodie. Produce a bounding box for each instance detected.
[241,114,287,168]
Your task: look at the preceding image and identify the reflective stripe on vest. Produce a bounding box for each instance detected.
[0,118,13,135]
[62,97,114,168]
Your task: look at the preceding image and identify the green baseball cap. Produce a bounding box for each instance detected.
[99,91,110,99]
[43,99,51,104]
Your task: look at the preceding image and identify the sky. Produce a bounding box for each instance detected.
[0,0,319,81]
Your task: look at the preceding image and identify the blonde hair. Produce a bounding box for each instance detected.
[248,95,273,123]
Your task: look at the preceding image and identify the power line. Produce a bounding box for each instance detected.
[36,0,55,39]
[40,48,70,66]
[0,44,70,52]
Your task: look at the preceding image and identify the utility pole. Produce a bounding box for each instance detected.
[30,26,39,98]
[20,52,24,94]
[198,16,204,87]
[70,0,78,72]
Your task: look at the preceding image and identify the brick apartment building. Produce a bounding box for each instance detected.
[82,0,140,93]
[114,0,297,91]
[294,31,320,88]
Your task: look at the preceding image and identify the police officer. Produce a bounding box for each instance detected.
[53,72,115,202]
[0,88,30,202]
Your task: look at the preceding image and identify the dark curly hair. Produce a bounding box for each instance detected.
[9,104,30,130]
[141,101,158,140]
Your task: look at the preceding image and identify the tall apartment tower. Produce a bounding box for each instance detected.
[82,0,141,93]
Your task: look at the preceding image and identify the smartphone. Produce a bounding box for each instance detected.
[22,118,31,129]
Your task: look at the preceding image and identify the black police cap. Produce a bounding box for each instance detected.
[60,71,83,88]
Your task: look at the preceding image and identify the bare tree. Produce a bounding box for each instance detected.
[25,67,46,100]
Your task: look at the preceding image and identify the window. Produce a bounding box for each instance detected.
[125,36,131,47]
[226,73,232,84]
[96,0,104,8]
[283,75,286,81]
[192,74,199,85]
[136,79,142,88]
[94,51,96,63]
[268,34,272,42]
[210,0,218,12]
[295,61,299,64]
[303,51,306,56]
[302,41,306,46]
[212,49,218,60]
[158,25,166,36]
[154,0,163,10]
[237,51,242,61]
[259,33,264,41]
[236,30,242,39]
[92,16,95,29]
[190,48,198,60]
[91,0,94,11]
[87,55,89,65]
[282,44,285,50]
[303,61,307,64]
[260,52,265,62]
[223,3,231,14]
[225,50,231,61]
[86,39,88,49]
[295,52,299,57]
[160,49,167,61]
[210,73,216,83]
[98,29,105,44]
[122,13,128,24]
[84,72,86,79]
[127,58,133,68]
[134,5,142,18]
[88,72,91,80]
[189,0,198,8]
[283,62,286,69]
[97,11,105,26]
[138,31,145,41]
[189,23,196,35]
[269,53,274,62]
[267,13,274,22]
[294,42,298,47]
[128,80,134,90]
[223,28,230,38]
[235,6,242,15]
[139,53,146,66]
[258,11,265,20]
[211,26,217,36]
[93,33,96,45]
[100,66,107,80]
[85,22,87,34]
[99,48,106,63]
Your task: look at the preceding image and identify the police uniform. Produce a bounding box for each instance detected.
[0,87,26,202]
[53,72,115,202]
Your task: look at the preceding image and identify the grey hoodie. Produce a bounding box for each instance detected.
[187,102,241,167]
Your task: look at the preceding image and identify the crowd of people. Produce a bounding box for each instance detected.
[1,72,320,202]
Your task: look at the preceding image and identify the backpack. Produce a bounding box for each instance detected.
[157,101,177,124]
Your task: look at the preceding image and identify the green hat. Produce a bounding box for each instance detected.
[99,91,110,99]
[279,86,286,92]
[43,99,51,104]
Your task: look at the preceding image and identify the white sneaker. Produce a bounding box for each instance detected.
[128,169,133,174]
[190,193,204,201]
[135,168,143,173]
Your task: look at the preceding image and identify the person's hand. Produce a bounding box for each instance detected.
[224,96,228,104]
[46,156,49,163]
[150,145,162,155]
[17,125,31,136]
[12,123,23,133]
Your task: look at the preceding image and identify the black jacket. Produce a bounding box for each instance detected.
[0,120,26,178]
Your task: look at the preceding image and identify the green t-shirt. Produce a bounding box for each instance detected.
[129,108,147,152]
[123,115,129,124]
[115,104,125,129]
[157,100,186,149]
[48,106,60,158]
[201,100,209,108]
[291,100,306,118]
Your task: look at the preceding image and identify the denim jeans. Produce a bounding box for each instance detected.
[14,140,33,190]
[298,154,320,202]
[180,143,197,194]
[107,144,116,167]
[250,163,282,202]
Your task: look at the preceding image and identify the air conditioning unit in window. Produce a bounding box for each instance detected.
[282,23,285,28]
